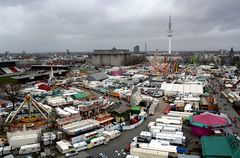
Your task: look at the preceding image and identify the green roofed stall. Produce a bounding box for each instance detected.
[203,92,209,97]
[99,88,108,94]
[201,136,240,158]
[130,106,141,114]
[71,92,89,99]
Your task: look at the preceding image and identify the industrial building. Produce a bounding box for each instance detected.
[88,72,108,81]
[91,47,130,66]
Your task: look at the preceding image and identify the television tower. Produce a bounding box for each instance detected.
[167,14,173,54]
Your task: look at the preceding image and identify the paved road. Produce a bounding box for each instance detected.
[71,98,168,158]
[209,78,240,134]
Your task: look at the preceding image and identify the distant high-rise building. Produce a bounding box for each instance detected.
[229,47,235,66]
[66,49,70,55]
[5,51,9,56]
[219,49,226,54]
[229,47,234,56]
[22,51,26,56]
[134,45,140,53]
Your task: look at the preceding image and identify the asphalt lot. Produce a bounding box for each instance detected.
[69,98,168,158]
[209,78,240,134]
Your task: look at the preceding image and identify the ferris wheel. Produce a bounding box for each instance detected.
[150,50,178,74]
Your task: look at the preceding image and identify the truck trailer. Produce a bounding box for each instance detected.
[130,147,168,158]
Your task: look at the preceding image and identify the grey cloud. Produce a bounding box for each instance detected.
[0,0,239,52]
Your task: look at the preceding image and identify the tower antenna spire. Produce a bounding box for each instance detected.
[167,13,173,54]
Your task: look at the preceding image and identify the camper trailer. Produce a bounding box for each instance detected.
[19,143,41,155]
[73,142,88,152]
[90,136,105,147]
[56,140,73,154]
[55,108,71,118]
[102,130,121,141]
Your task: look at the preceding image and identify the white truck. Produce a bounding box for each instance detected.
[0,146,11,156]
[150,125,183,138]
[167,111,193,119]
[156,118,182,125]
[155,132,186,145]
[19,143,41,155]
[130,147,168,158]
[155,123,182,132]
[161,116,183,121]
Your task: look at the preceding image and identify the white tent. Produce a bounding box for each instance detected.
[160,82,203,96]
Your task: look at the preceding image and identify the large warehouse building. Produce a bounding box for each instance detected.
[91,47,130,66]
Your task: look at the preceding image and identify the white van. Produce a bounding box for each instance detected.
[73,142,87,152]
[90,136,105,147]
[3,146,11,155]
[0,147,3,156]
[19,143,40,155]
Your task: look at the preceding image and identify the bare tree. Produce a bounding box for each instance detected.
[3,83,22,111]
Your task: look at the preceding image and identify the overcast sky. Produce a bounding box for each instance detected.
[0,0,239,53]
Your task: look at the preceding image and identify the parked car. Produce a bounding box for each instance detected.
[98,153,108,158]
[124,144,130,152]
[65,151,78,157]
[153,92,162,98]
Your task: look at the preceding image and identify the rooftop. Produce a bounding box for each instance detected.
[201,136,240,158]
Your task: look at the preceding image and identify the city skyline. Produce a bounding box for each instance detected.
[0,0,239,52]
